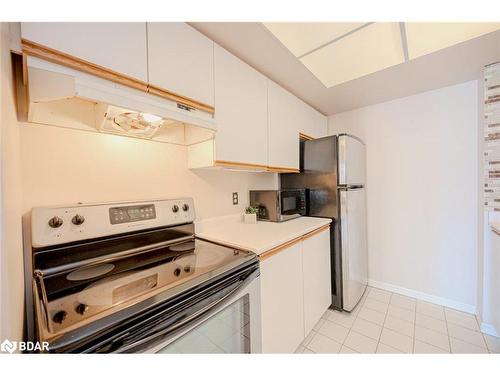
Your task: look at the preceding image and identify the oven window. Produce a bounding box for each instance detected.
[157,295,250,353]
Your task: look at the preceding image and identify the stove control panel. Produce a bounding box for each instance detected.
[109,204,156,224]
[31,198,195,248]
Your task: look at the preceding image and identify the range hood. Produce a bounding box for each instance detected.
[19,56,216,145]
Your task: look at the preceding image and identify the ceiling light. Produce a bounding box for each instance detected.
[405,23,500,60]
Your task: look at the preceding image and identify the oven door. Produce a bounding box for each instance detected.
[279,189,305,220]
[72,263,261,354]
[150,273,260,354]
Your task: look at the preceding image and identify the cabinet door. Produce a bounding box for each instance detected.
[213,45,268,166]
[268,81,300,170]
[21,23,148,81]
[147,23,214,106]
[260,242,304,353]
[301,104,327,139]
[302,228,332,334]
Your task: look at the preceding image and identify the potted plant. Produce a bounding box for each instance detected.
[244,206,259,224]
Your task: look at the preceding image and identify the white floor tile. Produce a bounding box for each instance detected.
[384,315,414,337]
[449,337,489,353]
[313,318,325,332]
[317,320,350,344]
[343,331,378,353]
[326,310,357,328]
[376,343,404,353]
[307,333,342,353]
[414,325,450,351]
[380,328,413,353]
[416,301,445,321]
[368,288,392,304]
[447,323,486,348]
[387,305,415,323]
[351,317,383,340]
[340,345,358,354]
[445,309,479,331]
[358,306,386,326]
[363,298,389,313]
[390,294,417,311]
[296,291,492,355]
[413,340,449,354]
[416,313,448,334]
[484,334,500,353]
[294,345,305,353]
[302,330,316,347]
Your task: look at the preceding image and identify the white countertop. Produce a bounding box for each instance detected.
[195,215,332,256]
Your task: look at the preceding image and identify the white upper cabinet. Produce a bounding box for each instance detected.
[268,81,301,171]
[21,23,148,82]
[212,44,268,166]
[147,23,214,106]
[301,104,327,139]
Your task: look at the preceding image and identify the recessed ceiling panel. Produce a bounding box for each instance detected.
[300,22,404,88]
[406,22,500,59]
[263,22,366,57]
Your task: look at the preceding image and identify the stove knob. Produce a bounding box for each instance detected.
[174,267,181,277]
[52,310,67,324]
[71,214,85,226]
[184,265,191,273]
[75,303,88,315]
[172,205,179,213]
[48,216,63,228]
[182,203,189,212]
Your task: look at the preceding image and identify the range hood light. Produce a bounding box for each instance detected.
[141,113,163,124]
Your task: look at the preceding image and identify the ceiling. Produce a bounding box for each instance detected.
[190,22,500,115]
[263,22,500,88]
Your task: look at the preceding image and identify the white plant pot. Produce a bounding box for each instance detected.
[243,213,257,224]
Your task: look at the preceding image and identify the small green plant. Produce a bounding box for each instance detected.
[245,206,259,215]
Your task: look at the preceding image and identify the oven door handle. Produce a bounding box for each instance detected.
[107,268,258,353]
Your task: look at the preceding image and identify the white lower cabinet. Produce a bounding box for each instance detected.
[259,227,331,353]
[260,242,304,353]
[302,229,332,334]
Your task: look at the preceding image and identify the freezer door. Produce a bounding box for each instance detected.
[340,188,368,312]
[338,135,366,186]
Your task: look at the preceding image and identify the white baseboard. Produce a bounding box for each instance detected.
[480,322,499,337]
[368,279,477,315]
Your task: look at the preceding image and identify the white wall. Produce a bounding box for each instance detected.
[0,23,24,342]
[329,81,479,312]
[20,124,277,217]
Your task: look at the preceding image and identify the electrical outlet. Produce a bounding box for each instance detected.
[232,192,238,205]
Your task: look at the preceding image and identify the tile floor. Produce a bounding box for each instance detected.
[295,286,500,354]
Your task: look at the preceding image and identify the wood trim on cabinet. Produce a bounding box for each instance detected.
[214,160,269,171]
[21,38,215,114]
[148,85,215,114]
[301,224,330,240]
[258,236,304,261]
[21,38,148,92]
[266,166,300,173]
[258,223,330,261]
[299,132,314,141]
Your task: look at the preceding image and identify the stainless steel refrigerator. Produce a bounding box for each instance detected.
[281,134,368,312]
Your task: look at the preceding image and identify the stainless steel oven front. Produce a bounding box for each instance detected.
[148,270,261,354]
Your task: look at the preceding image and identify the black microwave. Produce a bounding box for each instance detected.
[249,189,306,222]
